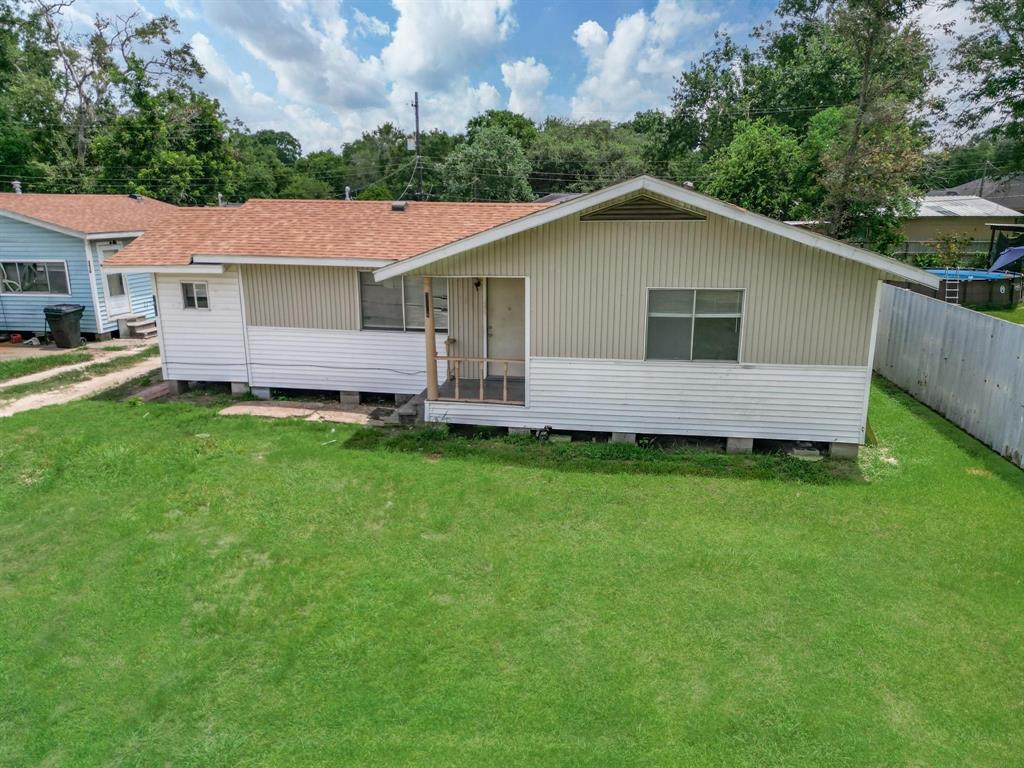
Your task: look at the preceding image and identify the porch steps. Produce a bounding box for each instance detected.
[396,390,426,425]
[122,315,158,340]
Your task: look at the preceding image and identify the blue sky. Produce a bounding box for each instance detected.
[57,0,965,152]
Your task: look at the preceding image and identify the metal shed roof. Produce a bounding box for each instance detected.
[915,195,1020,218]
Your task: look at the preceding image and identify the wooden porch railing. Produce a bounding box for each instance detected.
[436,355,524,403]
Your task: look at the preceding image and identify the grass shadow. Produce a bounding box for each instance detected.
[342,425,866,485]
[872,376,1024,484]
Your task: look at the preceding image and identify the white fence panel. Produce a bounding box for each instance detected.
[875,283,1024,467]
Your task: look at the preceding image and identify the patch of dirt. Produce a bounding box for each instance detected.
[966,467,994,478]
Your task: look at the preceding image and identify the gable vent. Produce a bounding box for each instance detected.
[580,195,706,222]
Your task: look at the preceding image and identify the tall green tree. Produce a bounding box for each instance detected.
[466,110,538,149]
[527,118,645,195]
[949,0,1024,146]
[441,126,532,201]
[702,119,803,218]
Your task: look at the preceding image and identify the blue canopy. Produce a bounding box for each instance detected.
[991,245,1024,272]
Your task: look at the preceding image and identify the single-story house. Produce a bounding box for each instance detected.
[105,176,939,455]
[899,195,1019,256]
[0,192,173,337]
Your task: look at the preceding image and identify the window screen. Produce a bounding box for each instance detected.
[646,289,742,361]
[360,272,448,332]
[182,282,209,309]
[0,261,70,294]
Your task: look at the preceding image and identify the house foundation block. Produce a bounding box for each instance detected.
[230,382,250,397]
[339,390,360,406]
[829,442,860,460]
[166,379,189,395]
[394,393,413,406]
[726,437,754,454]
[610,432,636,444]
[251,386,272,400]
[508,427,532,437]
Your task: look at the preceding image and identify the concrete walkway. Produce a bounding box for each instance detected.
[0,357,161,417]
[219,401,373,424]
[0,344,157,389]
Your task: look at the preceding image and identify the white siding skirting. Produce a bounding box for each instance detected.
[156,271,248,382]
[246,326,447,394]
[426,357,870,443]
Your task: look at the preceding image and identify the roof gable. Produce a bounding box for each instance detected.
[579,193,706,222]
[374,176,941,289]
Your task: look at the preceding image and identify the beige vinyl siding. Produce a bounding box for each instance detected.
[901,216,1015,243]
[447,277,485,377]
[408,205,881,366]
[242,265,360,330]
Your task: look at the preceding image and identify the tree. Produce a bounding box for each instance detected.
[702,119,803,219]
[814,101,924,252]
[949,0,1024,143]
[341,123,411,197]
[251,129,301,166]
[467,110,538,149]
[441,126,532,201]
[280,174,332,199]
[816,0,933,246]
[527,118,645,195]
[32,1,204,166]
[356,181,393,200]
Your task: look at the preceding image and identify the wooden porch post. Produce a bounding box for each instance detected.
[423,276,439,400]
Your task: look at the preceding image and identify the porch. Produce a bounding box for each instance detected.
[422,276,527,406]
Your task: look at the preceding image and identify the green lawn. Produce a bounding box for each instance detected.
[1,381,1022,767]
[0,350,90,383]
[976,304,1024,324]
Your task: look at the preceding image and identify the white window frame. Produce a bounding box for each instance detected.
[0,259,72,296]
[358,272,448,332]
[644,287,745,362]
[181,281,210,310]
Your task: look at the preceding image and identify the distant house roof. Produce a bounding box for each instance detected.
[914,195,1019,219]
[0,192,176,236]
[928,175,1024,213]
[106,198,554,267]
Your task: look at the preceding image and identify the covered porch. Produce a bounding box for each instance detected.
[422,275,527,406]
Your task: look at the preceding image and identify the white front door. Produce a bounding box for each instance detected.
[486,278,525,377]
[99,246,131,317]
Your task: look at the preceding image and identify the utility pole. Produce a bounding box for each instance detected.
[411,91,424,200]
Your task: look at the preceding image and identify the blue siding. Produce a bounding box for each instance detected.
[0,216,99,333]
[90,239,156,332]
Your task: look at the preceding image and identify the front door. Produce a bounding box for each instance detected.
[100,246,130,317]
[486,278,525,377]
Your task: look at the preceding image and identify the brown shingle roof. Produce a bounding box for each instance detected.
[106,198,554,266]
[0,192,176,235]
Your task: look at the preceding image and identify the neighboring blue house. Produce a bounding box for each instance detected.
[0,192,174,338]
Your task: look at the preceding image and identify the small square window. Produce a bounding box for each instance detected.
[182,282,209,310]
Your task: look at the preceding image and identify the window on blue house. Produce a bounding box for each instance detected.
[0,261,70,295]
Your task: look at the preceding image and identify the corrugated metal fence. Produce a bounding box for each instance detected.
[874,283,1024,467]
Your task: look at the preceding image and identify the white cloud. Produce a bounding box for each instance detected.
[164,0,198,21]
[198,0,513,147]
[501,57,550,120]
[191,32,275,111]
[571,0,719,121]
[382,0,515,90]
[353,9,390,37]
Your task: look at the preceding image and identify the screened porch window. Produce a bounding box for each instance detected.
[359,272,448,331]
[646,288,743,361]
[0,261,70,294]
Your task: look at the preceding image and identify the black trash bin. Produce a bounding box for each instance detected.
[44,304,85,348]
